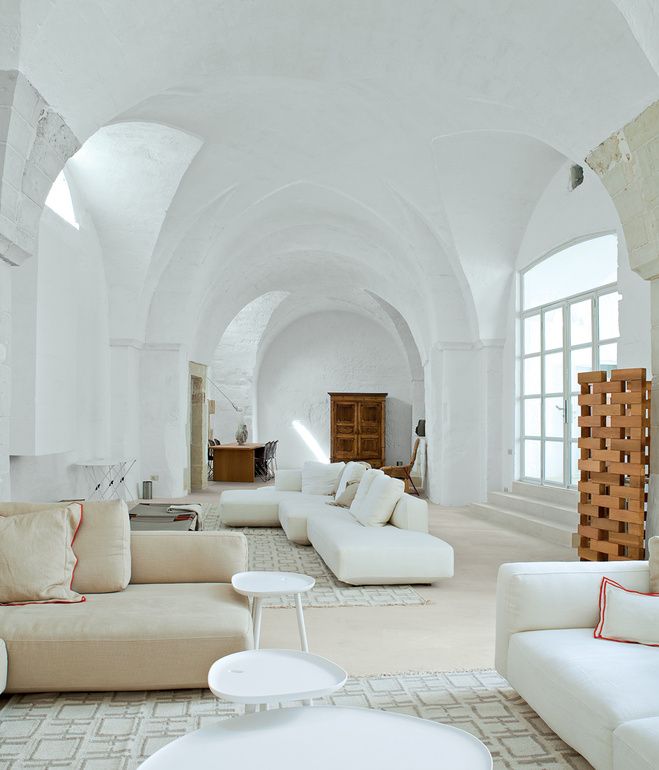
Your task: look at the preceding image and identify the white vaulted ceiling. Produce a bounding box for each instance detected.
[17,0,659,361]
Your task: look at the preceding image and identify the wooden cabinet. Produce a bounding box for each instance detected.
[329,392,387,468]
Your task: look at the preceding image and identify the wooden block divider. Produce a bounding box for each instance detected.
[577,368,650,562]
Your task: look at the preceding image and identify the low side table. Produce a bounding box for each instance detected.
[208,649,346,709]
[231,571,315,651]
[138,706,493,769]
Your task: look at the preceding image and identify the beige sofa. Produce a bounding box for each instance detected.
[0,501,252,693]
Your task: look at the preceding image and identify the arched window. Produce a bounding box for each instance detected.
[45,170,79,229]
[520,234,619,488]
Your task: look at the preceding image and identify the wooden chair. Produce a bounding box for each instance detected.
[381,438,421,495]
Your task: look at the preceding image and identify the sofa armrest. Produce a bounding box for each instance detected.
[390,494,428,532]
[275,469,302,492]
[495,560,649,677]
[0,639,6,694]
[130,531,248,584]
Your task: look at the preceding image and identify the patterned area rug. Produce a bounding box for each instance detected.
[0,670,591,769]
[201,502,428,608]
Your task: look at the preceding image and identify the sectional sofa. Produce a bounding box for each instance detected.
[0,500,252,693]
[219,466,454,585]
[496,559,659,770]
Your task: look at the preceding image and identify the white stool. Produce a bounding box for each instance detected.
[231,571,315,651]
[208,649,346,711]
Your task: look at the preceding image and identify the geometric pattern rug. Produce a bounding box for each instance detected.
[0,670,592,769]
[201,502,428,608]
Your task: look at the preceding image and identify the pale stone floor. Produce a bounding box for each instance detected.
[168,480,576,675]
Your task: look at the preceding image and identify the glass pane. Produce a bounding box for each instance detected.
[571,442,580,486]
[523,356,541,395]
[570,299,592,345]
[524,439,541,479]
[545,397,564,438]
[570,395,579,440]
[570,346,592,390]
[524,315,541,355]
[544,441,564,484]
[600,342,617,371]
[544,307,563,350]
[522,234,617,310]
[599,293,620,340]
[524,398,541,436]
[544,351,563,393]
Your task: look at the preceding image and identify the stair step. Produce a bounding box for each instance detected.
[469,502,575,547]
[488,491,576,528]
[511,481,577,507]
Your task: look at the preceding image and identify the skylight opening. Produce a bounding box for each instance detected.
[45,171,79,229]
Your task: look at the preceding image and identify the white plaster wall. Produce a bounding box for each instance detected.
[140,345,189,498]
[256,312,413,468]
[210,292,287,444]
[9,179,112,501]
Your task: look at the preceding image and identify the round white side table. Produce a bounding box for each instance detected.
[138,706,493,769]
[231,571,315,651]
[208,649,347,708]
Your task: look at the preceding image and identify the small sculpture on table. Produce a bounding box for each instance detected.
[235,423,248,445]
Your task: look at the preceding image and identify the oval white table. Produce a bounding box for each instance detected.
[138,706,493,769]
[208,649,347,707]
[231,571,315,650]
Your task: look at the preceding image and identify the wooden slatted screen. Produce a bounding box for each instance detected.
[577,368,650,561]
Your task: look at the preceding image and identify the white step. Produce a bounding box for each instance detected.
[469,502,575,547]
[511,481,577,508]
[488,491,577,529]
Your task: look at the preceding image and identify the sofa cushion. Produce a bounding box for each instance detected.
[0,500,131,593]
[507,628,659,770]
[308,507,454,585]
[350,473,405,527]
[301,461,345,495]
[614,717,659,770]
[279,498,334,545]
[335,461,367,499]
[595,577,659,646]
[0,505,84,605]
[220,489,282,526]
[0,583,252,692]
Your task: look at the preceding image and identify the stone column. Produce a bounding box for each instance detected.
[0,66,78,499]
[0,261,10,498]
[587,100,659,537]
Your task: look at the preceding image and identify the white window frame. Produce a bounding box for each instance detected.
[519,237,619,489]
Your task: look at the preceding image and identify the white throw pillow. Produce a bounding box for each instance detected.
[349,469,383,511]
[301,461,345,496]
[335,461,368,500]
[594,577,659,647]
[350,472,405,527]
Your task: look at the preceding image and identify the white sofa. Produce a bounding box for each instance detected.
[219,469,454,585]
[496,560,659,770]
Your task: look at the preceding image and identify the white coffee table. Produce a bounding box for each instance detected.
[208,649,347,707]
[231,571,315,650]
[138,706,493,769]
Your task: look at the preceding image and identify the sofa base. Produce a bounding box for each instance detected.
[1,583,253,693]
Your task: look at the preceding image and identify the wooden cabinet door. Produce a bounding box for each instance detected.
[357,399,384,465]
[332,399,358,461]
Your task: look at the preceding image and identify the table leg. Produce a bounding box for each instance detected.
[295,593,309,652]
[253,597,263,650]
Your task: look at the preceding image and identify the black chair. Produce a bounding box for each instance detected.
[268,440,279,479]
[208,440,215,480]
[254,443,269,481]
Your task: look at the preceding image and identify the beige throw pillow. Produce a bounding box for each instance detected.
[0,500,131,592]
[649,536,659,593]
[0,505,85,605]
[331,480,361,508]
